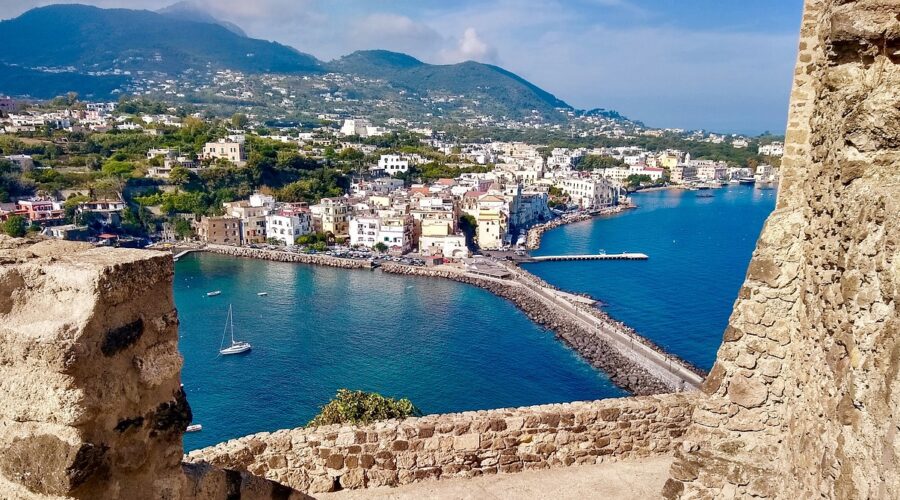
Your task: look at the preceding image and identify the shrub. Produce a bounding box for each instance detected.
[307,389,422,427]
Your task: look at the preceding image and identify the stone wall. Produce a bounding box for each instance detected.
[665,0,900,498]
[187,393,697,494]
[203,245,373,270]
[0,237,304,499]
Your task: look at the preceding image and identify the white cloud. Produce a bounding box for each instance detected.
[439,28,498,64]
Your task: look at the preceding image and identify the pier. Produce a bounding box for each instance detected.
[529,252,648,262]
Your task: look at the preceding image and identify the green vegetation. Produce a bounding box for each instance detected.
[396,162,492,185]
[373,242,389,253]
[307,389,422,427]
[1,215,28,237]
[575,155,625,170]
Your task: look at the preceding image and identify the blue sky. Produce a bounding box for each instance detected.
[2,0,805,133]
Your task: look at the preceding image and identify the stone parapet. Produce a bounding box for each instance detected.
[187,393,697,494]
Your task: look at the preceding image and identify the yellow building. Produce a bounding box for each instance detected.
[476,209,507,250]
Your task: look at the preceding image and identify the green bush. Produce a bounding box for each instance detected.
[307,389,422,427]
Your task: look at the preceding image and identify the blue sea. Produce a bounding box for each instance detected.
[524,185,777,371]
[176,254,624,450]
[176,184,775,450]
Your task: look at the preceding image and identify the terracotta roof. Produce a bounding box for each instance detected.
[464,190,486,198]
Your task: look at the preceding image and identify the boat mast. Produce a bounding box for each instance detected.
[230,305,235,345]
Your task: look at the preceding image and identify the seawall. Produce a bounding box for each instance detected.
[186,393,697,494]
[380,263,685,395]
[203,245,373,270]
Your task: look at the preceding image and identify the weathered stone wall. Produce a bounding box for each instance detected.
[665,1,900,498]
[187,393,697,494]
[0,237,305,500]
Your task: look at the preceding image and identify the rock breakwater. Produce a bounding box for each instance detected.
[380,263,672,395]
[203,245,372,270]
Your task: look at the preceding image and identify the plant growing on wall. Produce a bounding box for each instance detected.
[307,389,422,427]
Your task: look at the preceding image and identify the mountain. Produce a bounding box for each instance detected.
[0,64,127,100]
[0,6,574,119]
[157,1,247,37]
[0,5,321,74]
[329,50,571,116]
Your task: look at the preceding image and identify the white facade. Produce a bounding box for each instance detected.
[555,177,618,209]
[759,142,785,157]
[265,213,311,246]
[419,234,470,258]
[349,216,380,248]
[377,155,409,175]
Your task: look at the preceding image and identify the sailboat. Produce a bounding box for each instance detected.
[219,305,251,355]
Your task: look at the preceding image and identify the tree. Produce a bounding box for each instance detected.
[168,166,192,186]
[1,215,27,237]
[373,242,388,253]
[172,217,193,240]
[231,113,248,130]
[266,237,283,246]
[307,389,422,427]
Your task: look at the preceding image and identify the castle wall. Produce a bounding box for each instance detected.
[665,1,900,497]
[187,394,696,494]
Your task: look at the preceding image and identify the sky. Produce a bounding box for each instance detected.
[0,1,805,134]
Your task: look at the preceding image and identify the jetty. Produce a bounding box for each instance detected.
[529,252,648,262]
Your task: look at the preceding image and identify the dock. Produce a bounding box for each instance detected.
[529,252,648,262]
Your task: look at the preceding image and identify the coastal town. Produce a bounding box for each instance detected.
[0,96,782,259]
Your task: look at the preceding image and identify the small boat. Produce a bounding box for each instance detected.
[219,305,251,356]
[257,292,268,296]
[186,424,202,433]
[207,290,221,297]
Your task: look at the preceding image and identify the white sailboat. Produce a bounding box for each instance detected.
[219,305,251,355]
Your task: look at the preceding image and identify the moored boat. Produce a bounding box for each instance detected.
[207,290,221,297]
[219,305,252,356]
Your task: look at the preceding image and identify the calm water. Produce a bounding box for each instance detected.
[524,185,777,371]
[175,254,624,450]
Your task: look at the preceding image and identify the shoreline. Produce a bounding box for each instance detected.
[525,204,634,250]
[162,204,706,395]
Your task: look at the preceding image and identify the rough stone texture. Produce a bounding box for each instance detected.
[666,1,900,497]
[186,394,697,494]
[0,237,304,499]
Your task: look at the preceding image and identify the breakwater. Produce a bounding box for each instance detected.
[526,205,631,250]
[187,393,697,494]
[380,262,681,395]
[203,244,372,269]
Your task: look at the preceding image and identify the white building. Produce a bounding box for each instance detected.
[555,177,618,209]
[349,216,380,248]
[265,212,311,246]
[376,155,410,175]
[759,142,785,157]
[419,234,469,258]
[339,119,384,138]
[349,214,413,253]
